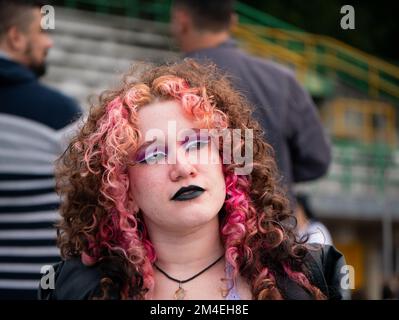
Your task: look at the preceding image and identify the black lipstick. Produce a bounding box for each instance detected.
[171,185,205,201]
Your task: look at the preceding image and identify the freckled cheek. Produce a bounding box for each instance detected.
[128,168,166,202]
[194,142,222,165]
[196,142,224,175]
[210,159,226,194]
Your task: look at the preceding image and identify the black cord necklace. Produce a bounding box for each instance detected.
[154,254,224,300]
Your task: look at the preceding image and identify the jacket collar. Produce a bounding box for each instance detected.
[185,38,238,57]
[0,56,36,85]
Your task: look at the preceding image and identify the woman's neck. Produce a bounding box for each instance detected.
[147,217,224,276]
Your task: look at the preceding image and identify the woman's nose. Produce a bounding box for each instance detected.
[168,149,198,181]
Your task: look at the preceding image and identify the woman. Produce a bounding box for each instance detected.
[39,60,346,300]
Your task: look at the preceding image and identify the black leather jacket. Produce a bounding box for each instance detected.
[38,245,348,300]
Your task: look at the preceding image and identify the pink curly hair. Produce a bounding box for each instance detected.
[56,60,325,299]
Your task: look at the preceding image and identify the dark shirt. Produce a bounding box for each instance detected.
[186,40,331,197]
[0,57,81,130]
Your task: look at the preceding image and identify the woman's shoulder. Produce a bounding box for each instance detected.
[38,257,103,300]
[275,244,348,300]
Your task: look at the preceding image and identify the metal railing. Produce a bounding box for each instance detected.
[234,3,399,103]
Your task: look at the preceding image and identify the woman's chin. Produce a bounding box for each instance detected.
[166,210,220,231]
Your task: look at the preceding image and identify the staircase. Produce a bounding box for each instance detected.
[43,6,179,107]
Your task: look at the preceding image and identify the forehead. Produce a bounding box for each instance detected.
[137,100,200,139]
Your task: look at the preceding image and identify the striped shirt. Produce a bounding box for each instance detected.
[0,113,77,299]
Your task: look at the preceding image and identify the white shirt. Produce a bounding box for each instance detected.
[0,50,11,60]
[298,221,333,246]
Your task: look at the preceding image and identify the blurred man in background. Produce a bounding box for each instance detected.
[171,0,331,205]
[0,0,81,127]
[0,0,81,299]
[295,193,333,245]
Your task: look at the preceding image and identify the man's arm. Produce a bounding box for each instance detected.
[286,75,332,182]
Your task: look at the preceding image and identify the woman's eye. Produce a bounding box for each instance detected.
[136,145,167,164]
[185,138,209,151]
[138,152,166,164]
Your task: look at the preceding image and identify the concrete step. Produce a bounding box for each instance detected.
[43,79,94,106]
[54,19,173,51]
[47,48,134,73]
[51,33,178,62]
[41,7,179,106]
[55,7,172,37]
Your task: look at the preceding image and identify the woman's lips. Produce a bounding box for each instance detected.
[171,185,205,201]
[172,189,205,201]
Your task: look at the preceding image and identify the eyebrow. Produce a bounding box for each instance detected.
[135,138,157,154]
[178,128,203,141]
[135,128,206,153]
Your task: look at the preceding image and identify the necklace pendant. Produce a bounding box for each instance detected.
[174,286,186,300]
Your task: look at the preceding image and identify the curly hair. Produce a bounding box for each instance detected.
[56,59,325,300]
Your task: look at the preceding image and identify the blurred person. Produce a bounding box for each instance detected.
[38,60,347,300]
[295,194,352,300]
[0,0,81,126]
[382,275,399,299]
[295,193,333,246]
[0,0,81,299]
[170,0,331,204]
